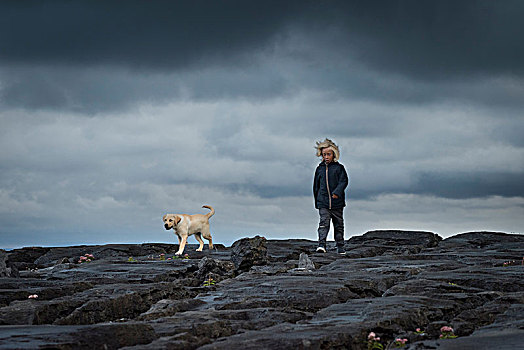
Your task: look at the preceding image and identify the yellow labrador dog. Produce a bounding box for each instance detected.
[163,205,214,255]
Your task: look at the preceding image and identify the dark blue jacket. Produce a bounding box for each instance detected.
[313,161,349,209]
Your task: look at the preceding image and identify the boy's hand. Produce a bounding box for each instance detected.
[332,194,339,199]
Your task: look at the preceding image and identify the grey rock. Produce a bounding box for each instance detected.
[137,298,206,321]
[0,323,156,349]
[230,235,268,271]
[350,229,442,248]
[196,256,234,280]
[0,250,18,278]
[297,252,315,270]
[0,231,522,349]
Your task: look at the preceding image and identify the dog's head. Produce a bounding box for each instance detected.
[163,214,180,230]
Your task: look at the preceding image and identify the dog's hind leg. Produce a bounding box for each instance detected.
[194,233,205,252]
[202,226,214,250]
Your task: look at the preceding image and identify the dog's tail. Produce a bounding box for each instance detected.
[203,205,215,218]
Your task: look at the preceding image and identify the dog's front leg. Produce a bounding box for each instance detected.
[176,236,188,255]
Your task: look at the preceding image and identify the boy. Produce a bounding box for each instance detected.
[313,138,349,254]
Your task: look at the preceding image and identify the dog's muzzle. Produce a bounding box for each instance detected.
[164,224,171,230]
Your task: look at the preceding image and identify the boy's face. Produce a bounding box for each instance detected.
[322,148,334,164]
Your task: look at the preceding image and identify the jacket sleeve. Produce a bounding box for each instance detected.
[332,164,349,197]
[313,167,320,200]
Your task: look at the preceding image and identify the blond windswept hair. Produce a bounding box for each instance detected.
[315,138,340,161]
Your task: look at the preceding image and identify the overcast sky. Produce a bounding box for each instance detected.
[1,1,523,249]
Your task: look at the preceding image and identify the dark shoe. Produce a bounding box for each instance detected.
[337,246,346,255]
[316,246,326,253]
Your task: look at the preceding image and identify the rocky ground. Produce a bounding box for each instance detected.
[0,230,523,349]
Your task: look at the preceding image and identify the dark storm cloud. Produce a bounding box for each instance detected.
[413,172,524,199]
[0,0,303,69]
[345,171,524,200]
[319,1,524,79]
[2,0,523,76]
[0,65,290,113]
[1,1,524,113]
[236,170,524,201]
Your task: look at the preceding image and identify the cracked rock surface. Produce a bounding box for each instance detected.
[0,231,522,349]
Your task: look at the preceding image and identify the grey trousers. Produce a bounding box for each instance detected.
[317,208,345,247]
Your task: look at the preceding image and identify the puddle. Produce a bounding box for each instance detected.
[195,291,225,306]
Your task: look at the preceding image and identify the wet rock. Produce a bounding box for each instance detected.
[0,323,157,349]
[0,231,523,349]
[230,236,268,271]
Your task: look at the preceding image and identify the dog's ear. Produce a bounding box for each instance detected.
[163,214,167,221]
[175,216,181,225]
